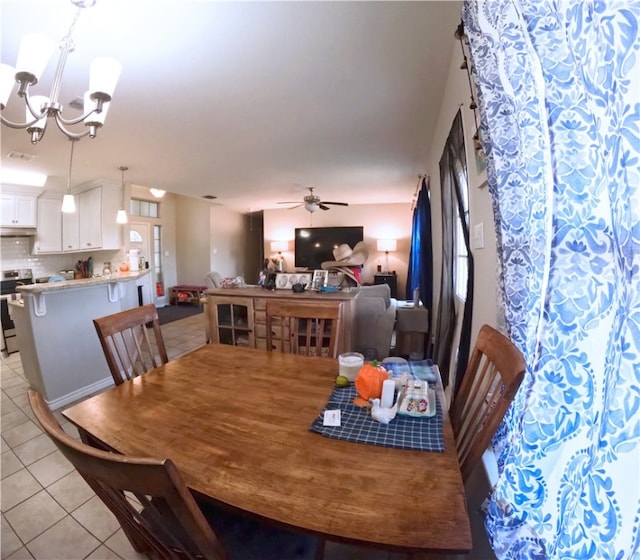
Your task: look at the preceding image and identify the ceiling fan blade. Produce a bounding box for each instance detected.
[321,201,349,206]
[277,201,303,204]
[287,204,304,210]
[319,203,330,211]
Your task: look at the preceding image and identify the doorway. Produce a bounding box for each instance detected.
[129,221,157,306]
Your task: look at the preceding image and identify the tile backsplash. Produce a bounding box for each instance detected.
[1,237,124,279]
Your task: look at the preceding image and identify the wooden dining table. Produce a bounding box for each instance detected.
[63,343,472,555]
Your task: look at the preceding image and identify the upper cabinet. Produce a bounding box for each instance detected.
[33,179,123,254]
[34,196,62,253]
[0,192,37,227]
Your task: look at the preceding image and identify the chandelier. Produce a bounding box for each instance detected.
[0,0,121,144]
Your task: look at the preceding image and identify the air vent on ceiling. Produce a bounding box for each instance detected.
[202,195,218,200]
[7,151,35,161]
[69,97,84,111]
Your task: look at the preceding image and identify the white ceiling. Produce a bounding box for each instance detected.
[1,0,462,213]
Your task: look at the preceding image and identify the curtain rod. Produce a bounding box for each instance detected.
[410,174,429,212]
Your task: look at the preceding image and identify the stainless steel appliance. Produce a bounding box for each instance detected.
[1,269,33,355]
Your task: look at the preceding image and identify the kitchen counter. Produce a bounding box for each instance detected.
[12,270,148,410]
[16,270,150,295]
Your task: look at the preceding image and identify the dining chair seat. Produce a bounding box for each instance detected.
[28,390,322,560]
[265,300,341,358]
[93,304,169,385]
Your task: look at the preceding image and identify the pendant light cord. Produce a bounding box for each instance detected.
[67,140,76,194]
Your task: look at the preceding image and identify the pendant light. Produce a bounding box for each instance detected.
[116,165,128,224]
[61,139,76,213]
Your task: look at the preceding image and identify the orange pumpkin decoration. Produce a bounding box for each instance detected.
[354,360,389,407]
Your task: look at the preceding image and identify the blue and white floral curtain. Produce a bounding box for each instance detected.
[462,1,640,558]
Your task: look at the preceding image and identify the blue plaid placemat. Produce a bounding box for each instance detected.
[309,385,444,452]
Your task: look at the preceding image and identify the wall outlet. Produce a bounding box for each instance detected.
[473,223,484,249]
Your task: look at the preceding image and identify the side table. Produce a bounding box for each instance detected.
[374,274,398,298]
[395,301,429,359]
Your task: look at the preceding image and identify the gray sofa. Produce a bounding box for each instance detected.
[351,284,397,360]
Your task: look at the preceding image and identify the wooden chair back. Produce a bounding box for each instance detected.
[28,390,226,560]
[265,300,341,358]
[93,304,169,385]
[450,324,526,482]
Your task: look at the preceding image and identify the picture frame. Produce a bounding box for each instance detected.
[311,269,329,290]
[275,272,312,290]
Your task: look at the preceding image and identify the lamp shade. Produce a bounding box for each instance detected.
[89,57,122,99]
[377,239,397,252]
[270,240,288,253]
[16,33,55,81]
[0,64,16,108]
[61,194,75,213]
[116,209,128,224]
[83,91,110,126]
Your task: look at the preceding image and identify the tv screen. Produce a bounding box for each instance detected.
[294,226,364,269]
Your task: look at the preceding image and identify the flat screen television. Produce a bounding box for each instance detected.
[294,226,364,270]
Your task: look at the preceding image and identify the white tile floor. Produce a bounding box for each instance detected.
[1,312,495,560]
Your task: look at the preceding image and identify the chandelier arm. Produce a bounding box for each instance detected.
[0,114,42,129]
[56,107,98,126]
[52,116,91,141]
[23,90,47,121]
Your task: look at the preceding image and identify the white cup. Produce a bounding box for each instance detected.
[338,352,364,382]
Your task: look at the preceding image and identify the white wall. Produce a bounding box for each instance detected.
[263,203,412,297]
[427,45,499,350]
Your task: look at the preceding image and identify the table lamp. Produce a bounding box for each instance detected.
[377,239,397,273]
[270,240,288,272]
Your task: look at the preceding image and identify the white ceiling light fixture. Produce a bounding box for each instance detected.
[149,188,166,199]
[304,202,319,213]
[61,140,77,213]
[116,165,128,224]
[0,0,121,144]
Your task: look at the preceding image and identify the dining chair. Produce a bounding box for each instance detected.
[93,304,169,386]
[450,323,526,483]
[28,390,322,560]
[265,300,341,358]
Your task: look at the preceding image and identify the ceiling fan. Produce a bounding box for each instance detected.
[277,187,349,213]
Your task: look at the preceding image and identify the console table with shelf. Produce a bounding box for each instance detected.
[206,287,357,354]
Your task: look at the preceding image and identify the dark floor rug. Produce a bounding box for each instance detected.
[157,304,203,325]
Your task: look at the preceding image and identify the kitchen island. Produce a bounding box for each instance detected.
[12,271,150,409]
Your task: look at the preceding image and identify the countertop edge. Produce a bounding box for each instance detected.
[17,270,150,294]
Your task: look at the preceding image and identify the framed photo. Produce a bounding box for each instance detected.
[275,273,312,290]
[311,269,329,290]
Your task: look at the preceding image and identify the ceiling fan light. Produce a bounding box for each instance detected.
[16,33,55,82]
[305,202,319,213]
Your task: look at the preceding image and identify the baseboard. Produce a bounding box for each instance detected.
[46,376,114,411]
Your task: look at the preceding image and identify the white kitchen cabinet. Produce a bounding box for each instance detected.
[78,186,102,249]
[62,210,80,252]
[59,179,122,252]
[34,196,62,253]
[0,193,37,227]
